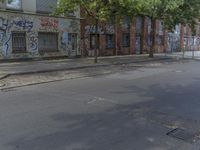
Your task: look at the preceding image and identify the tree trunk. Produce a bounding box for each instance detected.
[94,18,98,63]
[115,18,118,56]
[149,18,157,58]
[141,17,146,54]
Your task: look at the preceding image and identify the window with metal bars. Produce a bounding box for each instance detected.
[12,32,26,53]
[38,32,58,52]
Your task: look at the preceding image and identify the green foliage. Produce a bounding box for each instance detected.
[164,0,200,31]
[54,0,115,21]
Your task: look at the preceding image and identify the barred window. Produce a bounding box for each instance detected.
[12,32,26,53]
[38,32,58,52]
[122,33,130,47]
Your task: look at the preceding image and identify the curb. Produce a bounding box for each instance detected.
[1,57,173,78]
[0,74,10,80]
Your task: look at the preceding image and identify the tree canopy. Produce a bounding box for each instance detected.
[54,0,200,57]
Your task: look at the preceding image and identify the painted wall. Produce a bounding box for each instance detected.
[80,15,136,57]
[0,11,80,59]
[82,22,115,56]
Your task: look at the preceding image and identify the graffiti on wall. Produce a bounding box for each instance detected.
[105,25,115,34]
[0,17,11,56]
[0,17,9,32]
[85,24,115,35]
[40,17,58,30]
[12,18,33,32]
[69,20,79,32]
[85,25,104,34]
[27,32,38,52]
[60,31,68,52]
[0,13,80,58]
[0,32,11,56]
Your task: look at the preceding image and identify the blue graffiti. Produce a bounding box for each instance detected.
[0,17,9,32]
[0,32,11,56]
[13,20,33,32]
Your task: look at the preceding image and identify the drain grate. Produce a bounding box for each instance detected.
[167,128,200,143]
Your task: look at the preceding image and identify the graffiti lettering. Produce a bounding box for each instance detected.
[40,17,58,29]
[85,25,114,34]
[28,32,38,51]
[13,19,33,32]
[85,25,104,34]
[104,25,115,34]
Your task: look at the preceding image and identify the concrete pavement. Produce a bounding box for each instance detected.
[0,54,170,79]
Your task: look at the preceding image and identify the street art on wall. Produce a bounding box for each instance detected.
[69,20,79,32]
[85,24,115,35]
[0,32,11,56]
[12,17,33,32]
[40,17,59,30]
[0,17,9,33]
[0,17,11,56]
[27,32,38,52]
[0,12,80,58]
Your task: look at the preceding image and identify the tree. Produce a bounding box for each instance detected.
[136,0,184,57]
[54,0,200,59]
[54,0,117,63]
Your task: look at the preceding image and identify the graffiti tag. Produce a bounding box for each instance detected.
[40,17,58,29]
[28,32,38,51]
[12,19,33,32]
[0,32,11,56]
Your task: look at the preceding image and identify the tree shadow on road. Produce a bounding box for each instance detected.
[7,79,200,150]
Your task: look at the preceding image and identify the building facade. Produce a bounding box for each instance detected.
[80,14,167,57]
[0,0,81,60]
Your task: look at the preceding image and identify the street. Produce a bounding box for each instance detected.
[1,60,200,150]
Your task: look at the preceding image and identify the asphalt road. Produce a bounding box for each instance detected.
[1,60,200,150]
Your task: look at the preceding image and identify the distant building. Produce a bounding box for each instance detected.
[0,0,81,60]
[80,11,167,57]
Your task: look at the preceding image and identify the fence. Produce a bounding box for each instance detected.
[166,34,200,59]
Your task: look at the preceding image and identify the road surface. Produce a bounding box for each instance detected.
[1,60,200,150]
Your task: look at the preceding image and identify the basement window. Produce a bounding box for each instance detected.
[38,32,58,52]
[12,32,26,53]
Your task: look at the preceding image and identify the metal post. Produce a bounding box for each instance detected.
[192,36,195,59]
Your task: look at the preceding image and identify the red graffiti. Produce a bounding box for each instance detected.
[40,17,58,29]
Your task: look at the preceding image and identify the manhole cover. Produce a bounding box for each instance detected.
[167,128,200,143]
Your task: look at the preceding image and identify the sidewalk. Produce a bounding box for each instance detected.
[0,54,171,79]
